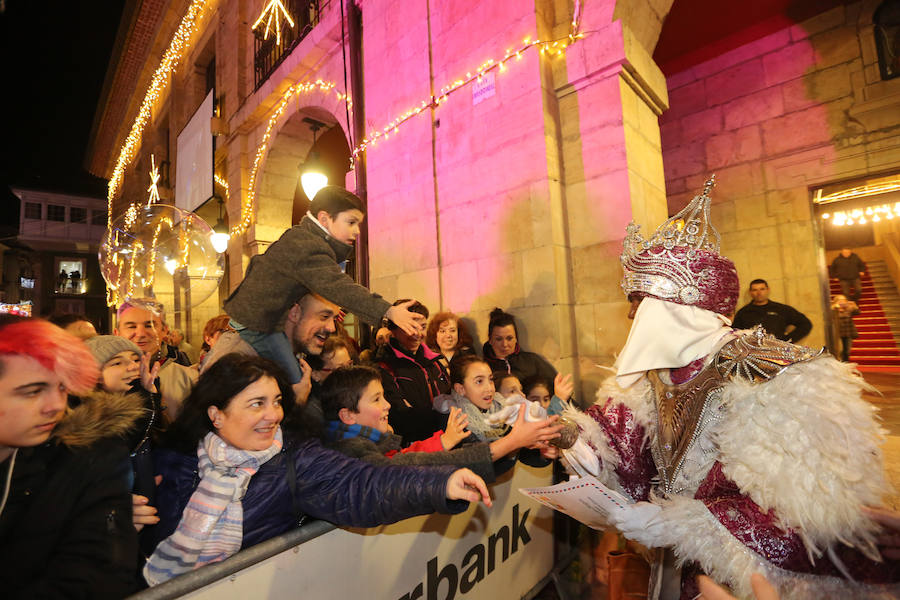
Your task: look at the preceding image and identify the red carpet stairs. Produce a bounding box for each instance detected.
[830,260,900,368]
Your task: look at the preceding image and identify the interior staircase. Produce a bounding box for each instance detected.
[830,260,900,368]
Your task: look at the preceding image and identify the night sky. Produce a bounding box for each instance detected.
[0,1,124,235]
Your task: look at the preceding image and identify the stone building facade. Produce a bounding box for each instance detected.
[88,0,900,398]
[659,0,900,350]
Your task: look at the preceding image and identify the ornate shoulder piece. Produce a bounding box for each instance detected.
[715,326,823,383]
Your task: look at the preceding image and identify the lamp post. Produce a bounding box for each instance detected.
[300,117,328,200]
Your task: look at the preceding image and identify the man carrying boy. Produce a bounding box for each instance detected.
[224,186,424,399]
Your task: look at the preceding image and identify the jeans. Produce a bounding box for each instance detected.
[231,320,303,384]
[839,278,862,301]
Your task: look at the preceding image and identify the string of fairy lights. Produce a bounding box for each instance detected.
[106,0,210,234]
[107,0,587,246]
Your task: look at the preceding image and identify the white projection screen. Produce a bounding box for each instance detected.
[175,90,214,212]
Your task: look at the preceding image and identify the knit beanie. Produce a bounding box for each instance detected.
[85,335,142,367]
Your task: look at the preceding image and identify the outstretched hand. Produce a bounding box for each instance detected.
[385,300,425,337]
[441,406,470,450]
[140,353,160,394]
[508,409,561,450]
[446,468,492,507]
[553,373,574,401]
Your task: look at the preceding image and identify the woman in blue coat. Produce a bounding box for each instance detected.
[145,353,489,585]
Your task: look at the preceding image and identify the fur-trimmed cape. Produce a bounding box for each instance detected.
[563,355,898,599]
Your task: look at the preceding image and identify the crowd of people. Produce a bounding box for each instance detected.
[2,184,899,600]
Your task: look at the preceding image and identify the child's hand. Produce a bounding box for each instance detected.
[441,407,470,450]
[508,409,562,450]
[140,352,160,394]
[385,300,425,336]
[445,468,492,507]
[553,373,574,401]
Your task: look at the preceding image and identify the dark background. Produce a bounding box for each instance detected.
[0,1,124,237]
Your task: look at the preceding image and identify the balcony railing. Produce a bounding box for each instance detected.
[254,0,321,89]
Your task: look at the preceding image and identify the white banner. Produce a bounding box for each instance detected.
[175,90,214,213]
[181,464,555,599]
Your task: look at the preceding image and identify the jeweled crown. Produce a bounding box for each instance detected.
[621,175,739,315]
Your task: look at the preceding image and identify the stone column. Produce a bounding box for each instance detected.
[556,14,670,397]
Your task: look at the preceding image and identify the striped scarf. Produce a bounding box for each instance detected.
[143,428,283,585]
[323,420,385,443]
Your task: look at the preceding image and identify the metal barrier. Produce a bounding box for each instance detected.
[129,463,556,599]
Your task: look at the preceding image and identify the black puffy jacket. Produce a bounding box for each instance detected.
[0,395,143,600]
[151,435,467,552]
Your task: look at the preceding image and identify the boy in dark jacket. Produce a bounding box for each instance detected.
[223,186,423,396]
[321,365,560,482]
[0,316,141,600]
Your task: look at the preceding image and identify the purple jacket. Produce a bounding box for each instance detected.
[151,436,466,551]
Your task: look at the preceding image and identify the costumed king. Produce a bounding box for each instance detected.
[555,177,899,599]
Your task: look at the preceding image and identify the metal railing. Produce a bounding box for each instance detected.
[254,0,321,89]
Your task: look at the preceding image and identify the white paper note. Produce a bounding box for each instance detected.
[519,476,633,530]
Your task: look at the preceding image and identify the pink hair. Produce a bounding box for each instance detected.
[0,319,98,395]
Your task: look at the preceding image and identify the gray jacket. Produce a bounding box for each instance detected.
[224,216,391,332]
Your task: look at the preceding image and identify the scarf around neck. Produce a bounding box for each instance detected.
[434,390,507,442]
[324,420,385,444]
[143,428,283,585]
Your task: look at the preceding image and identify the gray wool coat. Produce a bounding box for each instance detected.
[225,216,391,333]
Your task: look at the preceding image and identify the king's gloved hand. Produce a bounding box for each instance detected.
[607,501,665,547]
[561,438,601,477]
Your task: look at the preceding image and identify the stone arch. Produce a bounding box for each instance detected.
[612,0,677,56]
[250,90,351,245]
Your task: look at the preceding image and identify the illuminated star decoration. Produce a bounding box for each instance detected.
[252,0,295,46]
[146,154,161,207]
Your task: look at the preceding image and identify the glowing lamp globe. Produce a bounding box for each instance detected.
[210,221,230,253]
[301,170,328,201]
[100,204,224,313]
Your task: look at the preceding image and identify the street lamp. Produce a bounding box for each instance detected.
[300,117,328,200]
[210,195,230,253]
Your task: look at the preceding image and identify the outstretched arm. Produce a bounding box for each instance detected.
[292,439,487,528]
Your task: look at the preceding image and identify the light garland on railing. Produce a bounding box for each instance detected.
[823,203,900,226]
[106,0,210,232]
